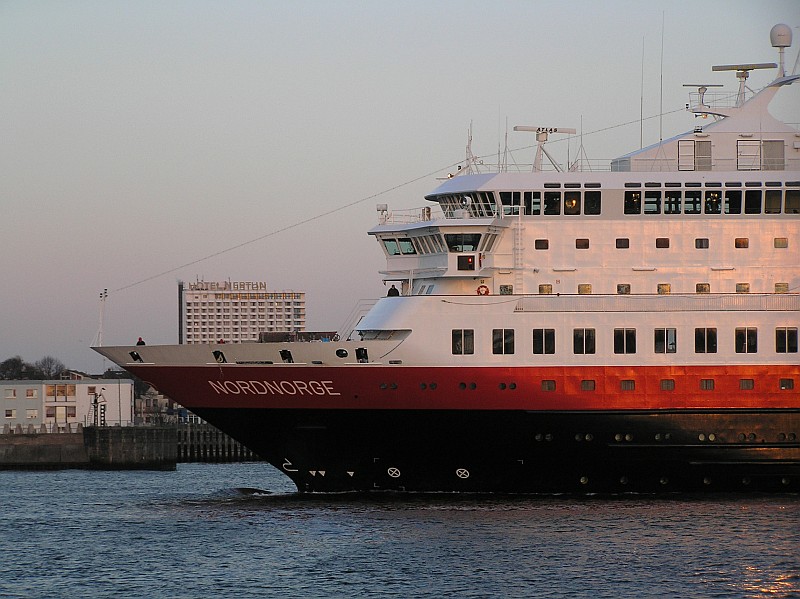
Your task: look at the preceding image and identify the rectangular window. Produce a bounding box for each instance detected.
[539,284,553,294]
[573,328,596,354]
[4,409,15,418]
[624,191,641,214]
[786,189,800,214]
[451,329,474,355]
[534,239,549,250]
[26,389,37,398]
[5,388,16,399]
[532,329,556,355]
[776,283,789,293]
[735,238,749,249]
[575,238,590,249]
[736,283,750,294]
[584,191,602,215]
[660,379,675,391]
[700,379,715,391]
[765,190,782,214]
[581,380,596,391]
[577,284,592,295]
[656,238,670,248]
[616,238,630,249]
[655,328,677,354]
[695,328,718,353]
[684,190,701,214]
[657,283,671,295]
[776,327,798,353]
[564,191,581,215]
[493,329,514,355]
[665,190,682,214]
[617,284,631,295]
[541,380,556,391]
[739,379,755,390]
[66,406,76,418]
[735,327,758,353]
[725,189,742,214]
[543,192,561,215]
[695,238,709,249]
[774,237,788,248]
[614,328,637,354]
[26,409,38,419]
[704,190,721,214]
[744,190,762,214]
[621,380,635,391]
[780,379,795,390]
[644,191,661,214]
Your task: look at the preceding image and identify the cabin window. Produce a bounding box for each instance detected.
[573,328,596,354]
[735,238,749,249]
[725,190,742,214]
[624,191,641,214]
[774,237,788,249]
[644,191,661,214]
[452,329,474,355]
[704,191,721,214]
[664,191,681,214]
[539,284,553,294]
[735,327,758,354]
[776,328,798,353]
[695,328,717,353]
[581,380,596,391]
[656,238,670,248]
[535,239,549,250]
[736,283,750,294]
[543,192,561,215]
[617,284,631,295]
[786,190,800,213]
[564,192,581,215]
[493,329,515,355]
[660,379,675,391]
[620,380,635,391]
[780,379,794,390]
[584,191,602,215]
[696,283,711,294]
[577,284,592,295]
[657,283,671,295]
[684,191,701,214]
[616,238,630,249]
[541,380,556,391]
[575,238,590,249]
[739,379,755,390]
[654,328,677,354]
[700,379,715,391]
[765,190,782,214]
[614,328,637,354]
[695,238,709,249]
[445,234,481,252]
[776,283,789,293]
[532,329,555,355]
[744,190,762,214]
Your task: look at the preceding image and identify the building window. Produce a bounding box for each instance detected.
[577,284,592,295]
[735,327,758,354]
[616,238,630,249]
[739,379,755,390]
[5,409,16,418]
[452,329,474,355]
[776,327,798,353]
[736,283,750,294]
[696,283,711,294]
[621,380,635,391]
[26,409,38,419]
[735,237,749,249]
[614,328,637,354]
[656,237,670,248]
[534,239,549,250]
[695,238,710,249]
[575,238,590,249]
[695,328,718,353]
[573,329,596,354]
[581,380,596,391]
[654,328,677,354]
[541,380,556,391]
[539,284,553,294]
[660,379,675,391]
[5,389,16,399]
[493,329,515,355]
[700,379,715,391]
[532,329,555,354]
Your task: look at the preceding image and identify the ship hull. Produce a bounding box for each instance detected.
[191,406,800,493]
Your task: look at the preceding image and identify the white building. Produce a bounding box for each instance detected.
[178,279,306,344]
[1,378,134,430]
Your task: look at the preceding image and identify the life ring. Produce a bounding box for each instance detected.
[477,285,490,296]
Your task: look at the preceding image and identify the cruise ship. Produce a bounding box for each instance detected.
[96,25,799,493]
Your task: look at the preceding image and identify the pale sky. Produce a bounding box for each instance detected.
[1,0,798,373]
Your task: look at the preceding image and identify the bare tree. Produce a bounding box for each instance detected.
[35,356,66,379]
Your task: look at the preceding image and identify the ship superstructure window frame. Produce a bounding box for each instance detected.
[573,328,596,355]
[624,190,641,214]
[614,328,637,354]
[492,329,515,355]
[444,233,481,252]
[452,329,475,355]
[654,328,677,354]
[735,327,758,354]
[532,329,555,355]
[776,327,798,353]
[744,189,762,214]
[786,189,800,213]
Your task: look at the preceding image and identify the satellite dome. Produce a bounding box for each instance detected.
[770,23,792,48]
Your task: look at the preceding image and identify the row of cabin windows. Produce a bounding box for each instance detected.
[535,237,790,250]
[451,327,798,356]
[623,188,800,215]
[536,378,795,392]
[535,283,791,295]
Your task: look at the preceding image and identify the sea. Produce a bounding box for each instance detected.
[1,463,798,598]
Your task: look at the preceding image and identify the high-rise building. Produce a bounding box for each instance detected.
[178,279,306,344]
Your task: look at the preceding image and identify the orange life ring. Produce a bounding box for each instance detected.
[477,285,490,296]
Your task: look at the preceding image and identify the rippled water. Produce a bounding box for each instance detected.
[1,463,798,598]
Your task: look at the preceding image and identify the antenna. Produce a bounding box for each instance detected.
[711,63,776,106]
[513,126,576,172]
[94,289,108,347]
[683,84,724,114]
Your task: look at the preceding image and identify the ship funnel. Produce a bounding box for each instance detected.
[770,23,792,77]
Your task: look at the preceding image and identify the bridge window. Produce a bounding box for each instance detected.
[445,234,481,252]
[526,191,541,215]
[398,238,416,255]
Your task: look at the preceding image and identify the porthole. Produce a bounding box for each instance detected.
[420,383,427,390]
[585,434,593,442]
[469,382,477,390]
[703,477,712,485]
[620,476,629,485]
[660,477,669,485]
[579,476,589,485]
[499,383,507,390]
[708,433,716,442]
[335,349,348,359]
[624,433,633,442]
[699,434,706,442]
[459,382,467,390]
[509,383,517,390]
[429,383,437,390]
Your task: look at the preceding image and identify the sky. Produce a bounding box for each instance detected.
[1,0,799,374]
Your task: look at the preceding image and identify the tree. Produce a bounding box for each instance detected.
[0,356,27,380]
[34,356,66,379]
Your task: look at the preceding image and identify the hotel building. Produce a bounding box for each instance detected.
[178,279,306,344]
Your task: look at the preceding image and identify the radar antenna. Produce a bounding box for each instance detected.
[513,126,576,172]
[711,63,776,106]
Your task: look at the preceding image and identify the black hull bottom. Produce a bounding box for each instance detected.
[191,408,800,494]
